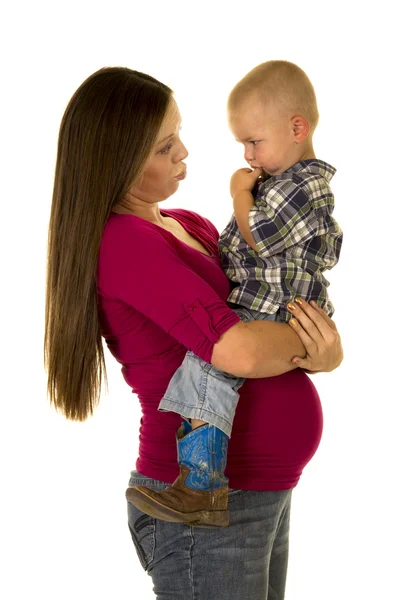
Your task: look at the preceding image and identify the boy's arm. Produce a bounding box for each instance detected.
[249,179,316,257]
[229,167,320,257]
[230,167,262,252]
[233,191,258,251]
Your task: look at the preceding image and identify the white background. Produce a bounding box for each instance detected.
[1,1,398,599]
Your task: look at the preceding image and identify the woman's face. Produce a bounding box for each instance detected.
[130,97,188,203]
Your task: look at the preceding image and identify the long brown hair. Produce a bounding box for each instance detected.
[44,67,172,421]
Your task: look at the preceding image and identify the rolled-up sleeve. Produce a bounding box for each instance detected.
[98,221,240,363]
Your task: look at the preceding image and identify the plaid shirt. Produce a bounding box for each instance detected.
[219,159,343,322]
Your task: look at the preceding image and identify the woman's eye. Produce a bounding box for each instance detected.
[159,142,173,155]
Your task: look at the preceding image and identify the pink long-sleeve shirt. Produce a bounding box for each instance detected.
[96,208,323,490]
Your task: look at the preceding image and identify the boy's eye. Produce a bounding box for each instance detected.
[250,140,260,146]
[159,142,173,155]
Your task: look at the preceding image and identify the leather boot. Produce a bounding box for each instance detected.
[126,422,230,528]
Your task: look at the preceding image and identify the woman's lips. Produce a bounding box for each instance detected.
[175,169,187,180]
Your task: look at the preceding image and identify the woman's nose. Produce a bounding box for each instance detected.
[175,140,188,162]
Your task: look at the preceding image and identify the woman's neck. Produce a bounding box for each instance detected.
[113,199,167,227]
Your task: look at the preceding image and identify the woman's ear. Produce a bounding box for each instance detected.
[291,115,310,143]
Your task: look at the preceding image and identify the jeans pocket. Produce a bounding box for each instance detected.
[127,504,156,571]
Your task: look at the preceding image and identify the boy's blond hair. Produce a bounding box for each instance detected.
[228,60,319,132]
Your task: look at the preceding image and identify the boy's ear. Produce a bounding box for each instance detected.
[291,115,310,143]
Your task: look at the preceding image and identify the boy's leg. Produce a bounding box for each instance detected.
[126,306,280,527]
[157,306,280,436]
[126,421,230,527]
[158,349,243,438]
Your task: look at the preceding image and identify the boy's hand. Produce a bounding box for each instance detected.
[230,167,262,199]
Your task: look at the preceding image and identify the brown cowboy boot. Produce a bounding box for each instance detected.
[126,422,229,528]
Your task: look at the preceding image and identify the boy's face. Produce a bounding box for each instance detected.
[228,99,300,176]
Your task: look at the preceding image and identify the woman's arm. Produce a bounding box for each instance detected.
[211,298,343,378]
[101,219,342,378]
[211,319,303,377]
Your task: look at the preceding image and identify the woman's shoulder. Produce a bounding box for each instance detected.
[102,211,166,241]
[99,212,172,269]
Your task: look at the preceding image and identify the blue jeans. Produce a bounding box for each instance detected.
[127,470,292,600]
[158,306,280,436]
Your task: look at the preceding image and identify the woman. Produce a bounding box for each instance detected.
[44,66,343,600]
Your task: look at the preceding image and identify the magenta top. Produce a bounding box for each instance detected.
[96,208,323,490]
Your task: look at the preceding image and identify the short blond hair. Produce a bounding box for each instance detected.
[228,60,319,132]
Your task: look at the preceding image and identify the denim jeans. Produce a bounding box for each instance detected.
[158,306,280,437]
[127,471,292,600]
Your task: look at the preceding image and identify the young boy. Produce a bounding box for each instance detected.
[126,60,343,527]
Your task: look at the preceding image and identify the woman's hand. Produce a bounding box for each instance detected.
[286,299,343,373]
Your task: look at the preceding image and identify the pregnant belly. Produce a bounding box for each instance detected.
[226,369,324,490]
